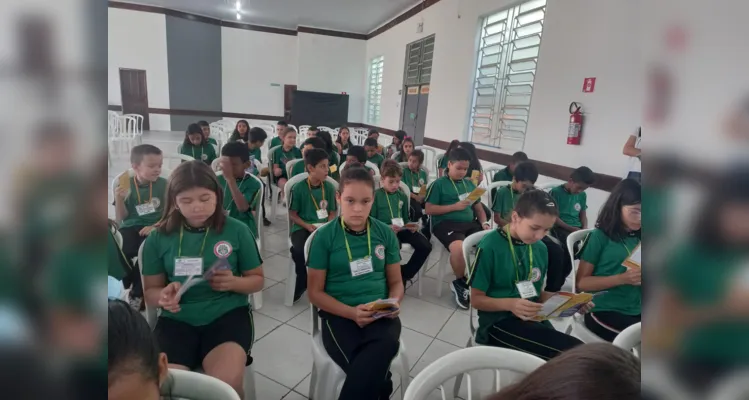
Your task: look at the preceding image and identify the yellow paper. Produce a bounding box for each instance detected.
[418,185,427,197]
[621,243,641,269]
[329,164,338,173]
[465,187,486,202]
[532,292,596,321]
[470,170,481,184]
[118,172,131,191]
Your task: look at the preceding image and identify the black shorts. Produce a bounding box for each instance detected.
[155,305,254,370]
[432,220,483,249]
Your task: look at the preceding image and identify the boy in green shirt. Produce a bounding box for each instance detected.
[402,149,429,222]
[549,166,595,245]
[271,127,302,202]
[491,151,528,200]
[425,148,490,309]
[180,123,217,165]
[492,161,538,227]
[289,148,337,302]
[217,142,263,237]
[197,120,217,146]
[269,120,288,149]
[247,127,271,227]
[371,160,432,285]
[364,138,385,168]
[345,146,375,175]
[291,137,327,178]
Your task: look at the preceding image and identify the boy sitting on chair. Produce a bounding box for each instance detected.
[271,127,302,203]
[345,146,375,175]
[217,142,263,237]
[365,138,385,169]
[492,161,538,227]
[291,137,327,178]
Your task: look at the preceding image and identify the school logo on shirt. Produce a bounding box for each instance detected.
[214,241,233,258]
[320,200,328,209]
[399,200,404,209]
[201,153,208,161]
[151,198,161,209]
[418,178,424,185]
[574,203,581,211]
[530,267,542,283]
[375,244,386,260]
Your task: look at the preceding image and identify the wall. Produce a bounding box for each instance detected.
[297,33,366,123]
[108,8,171,130]
[222,28,298,118]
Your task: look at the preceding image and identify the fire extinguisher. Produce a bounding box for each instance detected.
[567,102,583,145]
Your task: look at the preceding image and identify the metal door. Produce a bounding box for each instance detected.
[401,86,420,138]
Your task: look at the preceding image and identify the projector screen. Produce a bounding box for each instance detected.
[290,90,349,127]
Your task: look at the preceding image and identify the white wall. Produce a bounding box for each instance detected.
[108,8,171,130]
[297,33,367,123]
[222,28,298,117]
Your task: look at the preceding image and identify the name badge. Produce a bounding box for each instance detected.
[223,210,230,216]
[391,218,405,227]
[412,186,421,193]
[342,149,348,155]
[459,193,469,201]
[175,257,203,277]
[135,203,156,216]
[350,257,374,277]
[516,281,538,299]
[316,209,328,219]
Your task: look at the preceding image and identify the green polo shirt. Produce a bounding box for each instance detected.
[491,184,521,221]
[368,153,385,169]
[249,146,262,165]
[141,217,262,326]
[308,217,401,306]
[492,167,513,182]
[217,174,262,237]
[438,155,448,170]
[180,143,217,165]
[579,229,641,315]
[269,136,282,149]
[370,188,409,225]
[665,243,749,363]
[425,176,479,227]
[402,168,428,194]
[271,146,302,181]
[207,137,218,146]
[289,178,337,233]
[468,229,549,345]
[120,177,168,229]
[290,161,307,178]
[549,185,587,228]
[328,152,341,181]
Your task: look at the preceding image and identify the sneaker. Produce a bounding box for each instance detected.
[263,218,271,227]
[450,279,470,309]
[293,288,306,304]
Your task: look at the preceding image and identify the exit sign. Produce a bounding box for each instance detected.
[582,77,596,93]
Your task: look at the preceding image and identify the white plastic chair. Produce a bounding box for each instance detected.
[395,181,423,297]
[303,231,411,400]
[563,228,604,342]
[124,113,144,137]
[483,167,502,186]
[613,322,641,358]
[162,369,241,400]
[286,158,303,179]
[391,150,401,160]
[435,154,445,177]
[351,131,367,146]
[267,145,282,219]
[404,347,545,400]
[486,181,512,228]
[414,146,438,181]
[536,182,559,191]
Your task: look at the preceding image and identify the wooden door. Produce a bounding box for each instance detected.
[284,84,297,121]
[119,68,150,130]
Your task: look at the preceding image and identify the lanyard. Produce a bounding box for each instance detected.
[450,178,468,197]
[409,169,422,188]
[509,185,516,205]
[505,225,533,283]
[383,189,399,219]
[222,175,247,211]
[622,239,640,255]
[340,218,371,262]
[191,145,203,160]
[177,225,210,258]
[133,176,152,204]
[307,178,326,211]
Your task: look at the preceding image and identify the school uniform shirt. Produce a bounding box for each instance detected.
[468,229,549,344]
[308,217,401,306]
[338,141,351,155]
[181,143,217,164]
[249,146,262,167]
[425,176,480,228]
[492,167,513,182]
[579,228,641,315]
[269,136,283,149]
[289,178,337,234]
[328,152,341,180]
[491,184,521,221]
[402,168,428,194]
[120,177,168,229]
[290,161,306,178]
[438,156,448,170]
[141,217,262,326]
[217,173,262,237]
[271,146,303,179]
[370,188,409,225]
[549,185,587,228]
[207,137,218,146]
[368,153,385,168]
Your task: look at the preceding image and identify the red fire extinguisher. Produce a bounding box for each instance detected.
[567,102,583,145]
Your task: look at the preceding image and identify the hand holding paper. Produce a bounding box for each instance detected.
[465,187,487,202]
[365,298,400,319]
[621,243,641,269]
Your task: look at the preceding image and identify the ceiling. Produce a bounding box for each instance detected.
[120,0,423,34]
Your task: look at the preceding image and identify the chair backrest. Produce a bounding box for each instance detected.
[163,153,195,170]
[351,131,367,146]
[365,161,380,175]
[403,347,545,400]
[267,145,282,166]
[162,369,241,400]
[283,173,339,231]
[462,230,492,336]
[137,241,157,328]
[613,322,641,358]
[537,182,559,192]
[287,158,303,178]
[391,150,401,160]
[566,228,594,293]
[435,154,444,177]
[485,181,512,227]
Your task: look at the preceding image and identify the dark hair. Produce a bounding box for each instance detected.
[512,151,529,163]
[348,146,367,162]
[368,128,379,136]
[277,120,288,127]
[570,166,597,185]
[157,161,226,234]
[340,165,375,192]
[221,141,250,163]
[397,137,415,161]
[303,137,326,150]
[458,142,482,173]
[394,130,407,144]
[514,161,539,184]
[692,164,749,247]
[487,343,640,400]
[308,126,319,132]
[317,130,335,154]
[448,147,471,163]
[514,189,559,218]
[183,123,205,146]
[248,127,267,144]
[596,178,641,241]
[409,149,425,164]
[336,126,351,145]
[197,120,209,128]
[443,140,461,159]
[380,159,403,178]
[229,120,250,142]
[108,299,161,388]
[304,148,329,169]
[130,144,163,165]
[364,138,378,148]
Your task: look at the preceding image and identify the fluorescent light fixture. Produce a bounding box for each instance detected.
[236,12,241,20]
[235,1,241,10]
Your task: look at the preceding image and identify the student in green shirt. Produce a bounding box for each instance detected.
[549,166,596,245]
[468,190,587,359]
[247,127,271,228]
[365,138,385,168]
[335,126,353,156]
[307,125,319,137]
[114,144,167,309]
[386,130,406,160]
[197,120,217,146]
[344,146,375,176]
[291,137,326,178]
[372,160,432,285]
[394,136,415,162]
[577,178,641,342]
[217,142,263,237]
[269,120,288,149]
[307,166,404,400]
[492,161,538,227]
[228,119,251,143]
[180,123,217,165]
[425,148,490,309]
[317,130,340,181]
[490,151,528,200]
[271,127,302,202]
[289,148,337,302]
[437,140,461,177]
[367,129,385,155]
[142,161,264,398]
[109,220,131,280]
[402,149,429,221]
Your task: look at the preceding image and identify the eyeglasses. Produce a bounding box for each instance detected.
[624,206,642,217]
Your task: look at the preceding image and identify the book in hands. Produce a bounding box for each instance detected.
[418,185,427,197]
[621,243,641,269]
[465,187,487,202]
[470,170,481,184]
[531,291,605,321]
[365,298,400,319]
[175,259,231,298]
[118,172,131,193]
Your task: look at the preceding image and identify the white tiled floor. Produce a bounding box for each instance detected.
[109,131,472,399]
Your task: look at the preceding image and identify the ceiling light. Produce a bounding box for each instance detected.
[235,1,241,10]
[236,12,241,20]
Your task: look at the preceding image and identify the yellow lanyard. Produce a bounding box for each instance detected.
[505,225,533,283]
[307,178,325,211]
[340,218,371,262]
[177,225,210,258]
[222,175,247,211]
[191,145,203,160]
[383,189,399,219]
[409,169,422,188]
[450,178,468,197]
[133,176,152,204]
[622,239,640,255]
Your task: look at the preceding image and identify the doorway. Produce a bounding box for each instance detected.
[284,84,297,121]
[399,35,434,145]
[119,68,150,130]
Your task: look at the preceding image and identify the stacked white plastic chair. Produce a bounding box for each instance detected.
[563,228,605,342]
[162,369,241,400]
[613,322,641,358]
